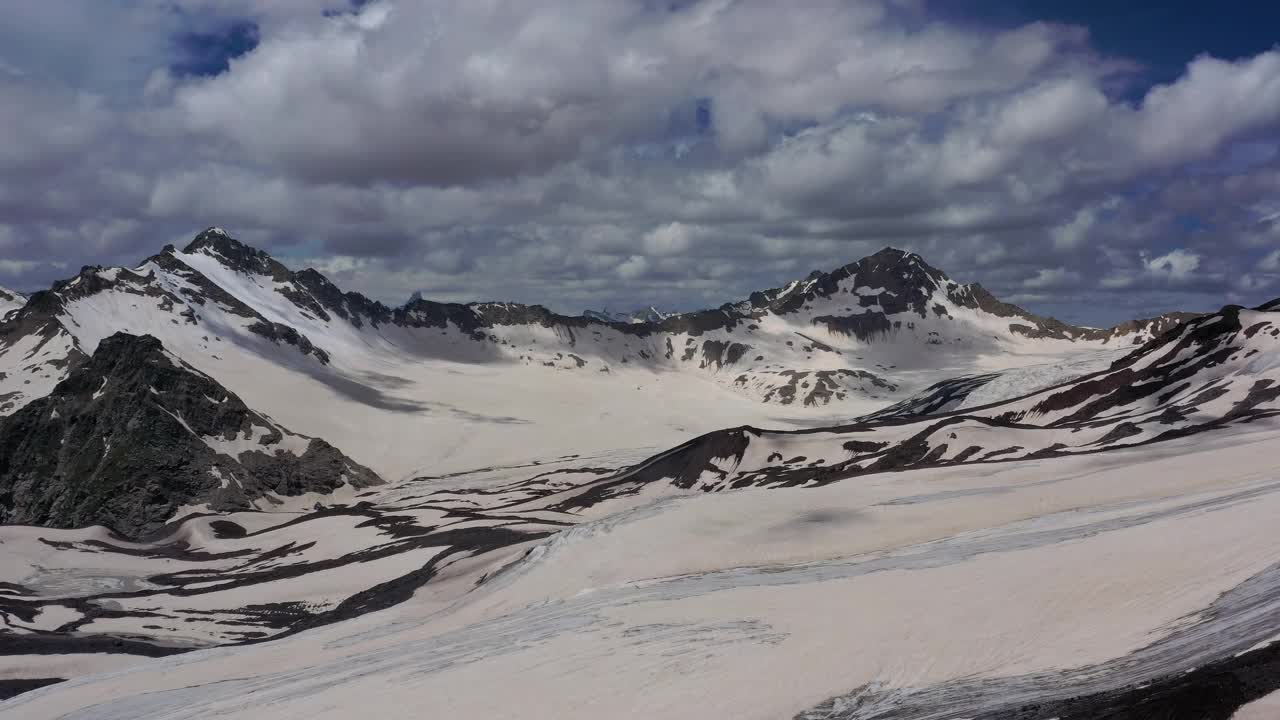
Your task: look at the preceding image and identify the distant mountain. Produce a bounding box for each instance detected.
[547,297,1280,506]
[583,306,672,324]
[0,332,380,538]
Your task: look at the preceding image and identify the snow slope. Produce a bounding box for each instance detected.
[4,423,1280,719]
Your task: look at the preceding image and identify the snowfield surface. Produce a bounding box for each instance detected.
[3,230,1276,717]
[4,426,1280,719]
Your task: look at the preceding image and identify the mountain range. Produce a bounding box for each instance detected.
[0,227,1228,536]
[2,228,1279,719]
[0,227,1187,418]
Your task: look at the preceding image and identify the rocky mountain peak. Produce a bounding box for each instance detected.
[748,246,952,326]
[838,246,946,287]
[182,227,293,281]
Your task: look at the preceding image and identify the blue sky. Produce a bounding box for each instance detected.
[170,19,260,78]
[0,0,1278,326]
[940,1,1280,84]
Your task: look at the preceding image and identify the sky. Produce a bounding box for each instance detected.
[1,0,1279,326]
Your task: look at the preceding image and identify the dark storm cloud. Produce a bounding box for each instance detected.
[0,0,1278,325]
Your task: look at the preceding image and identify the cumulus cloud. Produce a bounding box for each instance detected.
[642,223,698,256]
[0,0,1279,323]
[1023,267,1081,290]
[616,255,650,281]
[1133,52,1280,167]
[1144,249,1201,282]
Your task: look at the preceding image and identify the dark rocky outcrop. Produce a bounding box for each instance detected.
[183,228,293,281]
[0,333,380,539]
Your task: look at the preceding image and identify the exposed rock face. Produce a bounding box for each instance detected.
[0,333,380,538]
[757,248,950,318]
[183,227,293,281]
[734,368,897,406]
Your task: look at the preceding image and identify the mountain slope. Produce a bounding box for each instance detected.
[0,332,380,538]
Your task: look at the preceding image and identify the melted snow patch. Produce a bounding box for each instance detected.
[203,422,311,460]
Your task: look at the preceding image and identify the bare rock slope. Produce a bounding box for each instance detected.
[0,332,380,538]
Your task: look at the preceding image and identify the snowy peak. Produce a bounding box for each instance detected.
[749,247,944,315]
[0,332,381,538]
[749,247,1099,343]
[182,226,293,281]
[745,247,1191,345]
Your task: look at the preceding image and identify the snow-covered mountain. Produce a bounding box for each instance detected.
[16,226,1278,713]
[0,228,1276,718]
[0,229,1193,480]
[546,298,1280,502]
[2,293,1278,717]
[0,286,23,321]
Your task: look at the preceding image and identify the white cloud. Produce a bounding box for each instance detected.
[1260,249,1280,272]
[1051,197,1119,251]
[2,0,1280,323]
[642,222,697,256]
[994,77,1108,148]
[0,259,42,274]
[1143,249,1201,281]
[615,255,650,280]
[1133,52,1280,167]
[1023,267,1081,289]
[1100,273,1135,290]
